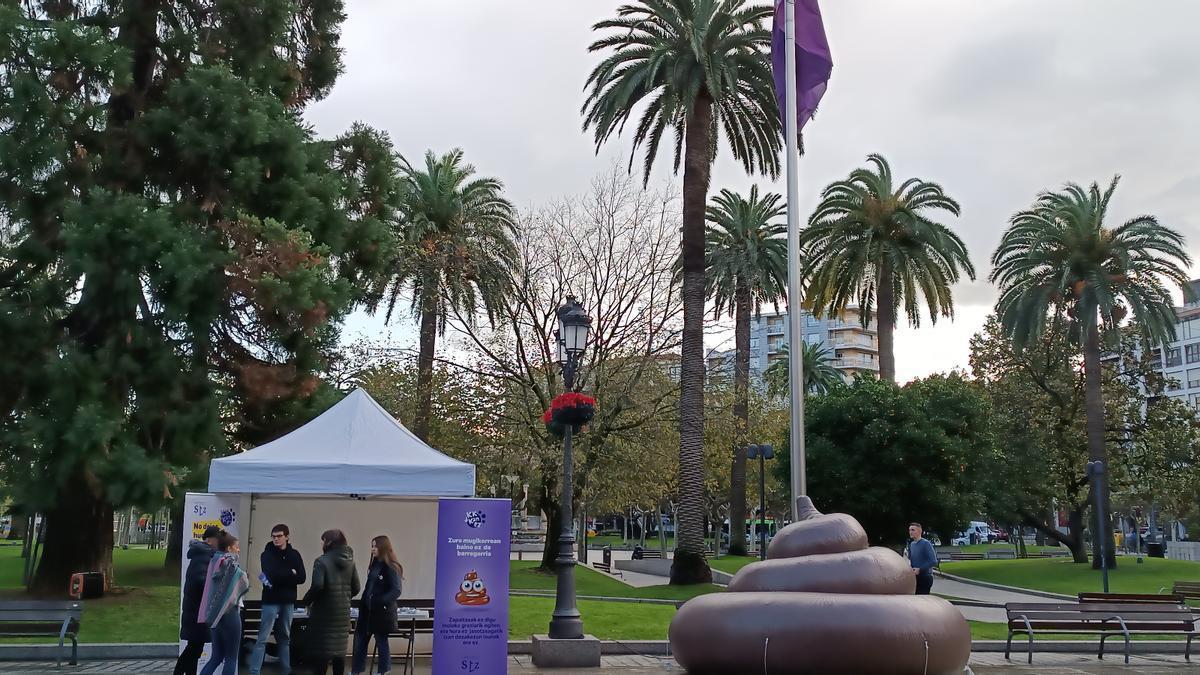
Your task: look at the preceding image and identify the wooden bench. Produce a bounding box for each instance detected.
[1168,581,1200,602]
[590,561,622,577]
[1079,592,1184,605]
[638,550,664,560]
[986,549,1016,560]
[242,598,435,670]
[0,600,82,667]
[1005,601,1196,664]
[948,552,985,561]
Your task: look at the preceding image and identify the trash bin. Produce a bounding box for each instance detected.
[602,545,612,567]
[1147,541,1165,558]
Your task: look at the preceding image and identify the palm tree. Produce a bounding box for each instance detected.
[990,176,1192,568]
[803,154,975,383]
[764,342,842,397]
[583,0,781,583]
[704,186,787,557]
[371,149,517,442]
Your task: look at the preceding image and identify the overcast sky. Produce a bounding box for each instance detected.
[312,0,1200,383]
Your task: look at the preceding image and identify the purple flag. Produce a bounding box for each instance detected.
[772,0,833,133]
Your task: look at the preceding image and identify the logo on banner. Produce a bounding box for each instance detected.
[464,510,486,528]
[220,508,236,527]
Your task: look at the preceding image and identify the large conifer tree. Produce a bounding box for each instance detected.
[0,0,399,590]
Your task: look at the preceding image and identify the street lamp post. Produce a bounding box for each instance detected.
[548,296,591,640]
[1086,460,1109,593]
[746,444,775,561]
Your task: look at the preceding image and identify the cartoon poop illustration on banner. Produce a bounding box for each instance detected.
[454,570,490,606]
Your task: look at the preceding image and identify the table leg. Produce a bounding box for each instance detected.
[407,618,416,675]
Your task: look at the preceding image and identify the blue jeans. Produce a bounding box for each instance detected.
[351,625,391,674]
[249,603,293,675]
[199,612,241,675]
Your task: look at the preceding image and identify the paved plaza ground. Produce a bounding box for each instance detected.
[0,653,1195,674]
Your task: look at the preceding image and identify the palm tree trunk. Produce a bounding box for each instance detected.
[1083,322,1117,569]
[671,93,714,585]
[413,287,438,442]
[727,281,752,557]
[876,262,897,383]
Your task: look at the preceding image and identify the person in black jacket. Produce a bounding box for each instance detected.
[249,523,306,675]
[350,535,404,675]
[175,526,220,675]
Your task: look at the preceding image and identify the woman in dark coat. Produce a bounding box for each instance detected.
[350,536,404,675]
[303,529,361,675]
[175,528,219,675]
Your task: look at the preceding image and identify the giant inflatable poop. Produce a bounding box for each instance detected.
[669,497,970,674]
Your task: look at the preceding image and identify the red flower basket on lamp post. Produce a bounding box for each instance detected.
[544,393,596,436]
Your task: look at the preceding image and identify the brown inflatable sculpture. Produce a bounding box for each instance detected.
[669,497,970,674]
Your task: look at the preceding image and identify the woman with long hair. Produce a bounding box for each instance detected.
[304,529,360,675]
[198,532,249,675]
[350,535,404,675]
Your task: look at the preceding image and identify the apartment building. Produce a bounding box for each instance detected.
[1155,280,1200,407]
[706,308,880,385]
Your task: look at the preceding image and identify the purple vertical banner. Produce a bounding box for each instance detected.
[432,497,512,675]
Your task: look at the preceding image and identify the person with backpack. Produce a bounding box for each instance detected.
[199,532,250,675]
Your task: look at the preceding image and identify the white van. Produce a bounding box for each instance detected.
[952,521,993,546]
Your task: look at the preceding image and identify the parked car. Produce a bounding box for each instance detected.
[991,526,1010,543]
[953,521,994,546]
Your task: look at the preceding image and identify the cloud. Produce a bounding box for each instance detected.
[321,0,1200,379]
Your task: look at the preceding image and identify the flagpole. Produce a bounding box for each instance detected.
[784,0,807,518]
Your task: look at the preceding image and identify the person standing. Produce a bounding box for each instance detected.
[304,529,361,675]
[350,536,404,675]
[176,526,220,675]
[907,522,937,595]
[199,532,251,675]
[249,523,306,675]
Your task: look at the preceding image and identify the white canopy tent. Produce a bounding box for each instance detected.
[208,387,475,495]
[189,387,475,638]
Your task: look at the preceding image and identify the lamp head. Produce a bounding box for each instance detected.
[556,296,591,362]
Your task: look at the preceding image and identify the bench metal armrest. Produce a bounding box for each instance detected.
[1098,615,1131,664]
[1013,613,1034,664]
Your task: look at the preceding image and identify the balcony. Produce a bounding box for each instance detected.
[828,320,877,334]
[832,356,880,371]
[765,323,785,336]
[828,335,877,352]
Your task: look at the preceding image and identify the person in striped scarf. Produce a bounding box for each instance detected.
[199,532,250,675]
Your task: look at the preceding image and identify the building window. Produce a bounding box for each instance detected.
[1187,343,1200,364]
[1191,393,1200,409]
[805,333,821,345]
[1167,376,1182,392]
[1188,369,1200,389]
[1166,348,1182,368]
[806,314,818,326]
[750,338,760,349]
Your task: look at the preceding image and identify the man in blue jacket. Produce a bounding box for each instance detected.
[907,522,938,595]
[248,523,306,675]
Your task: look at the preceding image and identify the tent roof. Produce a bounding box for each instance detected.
[208,388,475,496]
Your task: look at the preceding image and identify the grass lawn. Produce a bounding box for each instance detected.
[510,561,720,602]
[706,555,758,576]
[509,596,676,639]
[0,544,180,643]
[942,556,1200,596]
[955,543,1065,555]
